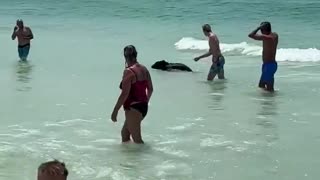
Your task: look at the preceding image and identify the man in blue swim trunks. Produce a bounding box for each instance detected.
[11,19,34,61]
[194,24,225,81]
[249,21,278,92]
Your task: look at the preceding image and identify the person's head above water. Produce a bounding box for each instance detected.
[202,24,212,36]
[260,21,271,35]
[124,45,138,65]
[16,19,24,28]
[37,160,68,180]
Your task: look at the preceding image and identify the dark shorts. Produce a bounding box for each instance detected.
[209,55,225,75]
[260,61,278,83]
[125,102,148,118]
[18,43,30,60]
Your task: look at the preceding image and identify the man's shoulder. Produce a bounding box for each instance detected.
[209,34,218,41]
[272,32,278,37]
[209,33,218,38]
[25,26,32,30]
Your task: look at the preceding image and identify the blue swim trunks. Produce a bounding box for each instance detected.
[209,55,225,75]
[260,61,277,83]
[18,43,30,61]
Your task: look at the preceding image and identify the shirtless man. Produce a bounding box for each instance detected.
[249,21,278,92]
[194,24,225,81]
[11,19,34,61]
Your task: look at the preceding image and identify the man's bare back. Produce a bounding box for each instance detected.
[248,23,279,62]
[262,32,278,62]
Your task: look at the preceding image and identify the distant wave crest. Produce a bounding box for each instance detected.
[175,37,320,62]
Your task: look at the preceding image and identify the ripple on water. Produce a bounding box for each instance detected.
[73,165,96,177]
[72,144,100,151]
[155,161,176,177]
[210,92,225,96]
[0,128,40,138]
[92,139,118,144]
[153,147,189,158]
[252,97,273,102]
[39,141,63,150]
[44,122,64,127]
[243,141,257,145]
[0,133,17,138]
[256,115,267,119]
[0,145,14,152]
[156,139,178,145]
[74,129,93,137]
[58,118,96,125]
[95,167,113,178]
[226,146,247,152]
[167,122,195,131]
[110,171,131,180]
[55,103,67,106]
[155,161,192,178]
[200,134,251,152]
[200,137,233,147]
[194,117,205,121]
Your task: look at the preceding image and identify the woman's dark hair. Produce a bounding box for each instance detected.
[124,45,137,61]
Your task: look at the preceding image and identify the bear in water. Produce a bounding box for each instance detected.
[151,60,192,72]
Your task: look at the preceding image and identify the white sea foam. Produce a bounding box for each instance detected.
[175,37,320,62]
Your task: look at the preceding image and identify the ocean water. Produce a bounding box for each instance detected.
[0,0,320,179]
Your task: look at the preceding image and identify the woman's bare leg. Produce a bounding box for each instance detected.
[125,109,144,144]
[121,120,131,142]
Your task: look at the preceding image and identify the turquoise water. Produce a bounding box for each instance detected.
[1,0,320,179]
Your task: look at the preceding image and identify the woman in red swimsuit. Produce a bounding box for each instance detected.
[111,45,153,144]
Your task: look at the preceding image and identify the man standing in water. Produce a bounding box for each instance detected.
[11,19,34,61]
[194,24,225,81]
[249,21,278,92]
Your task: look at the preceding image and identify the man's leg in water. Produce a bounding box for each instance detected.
[265,69,276,92]
[18,47,23,61]
[121,119,131,142]
[259,63,267,89]
[17,46,30,61]
[217,56,225,79]
[24,45,30,61]
[218,68,225,79]
[259,79,266,89]
[207,71,217,81]
[22,46,30,61]
[207,64,217,81]
[265,81,274,92]
[263,62,277,92]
